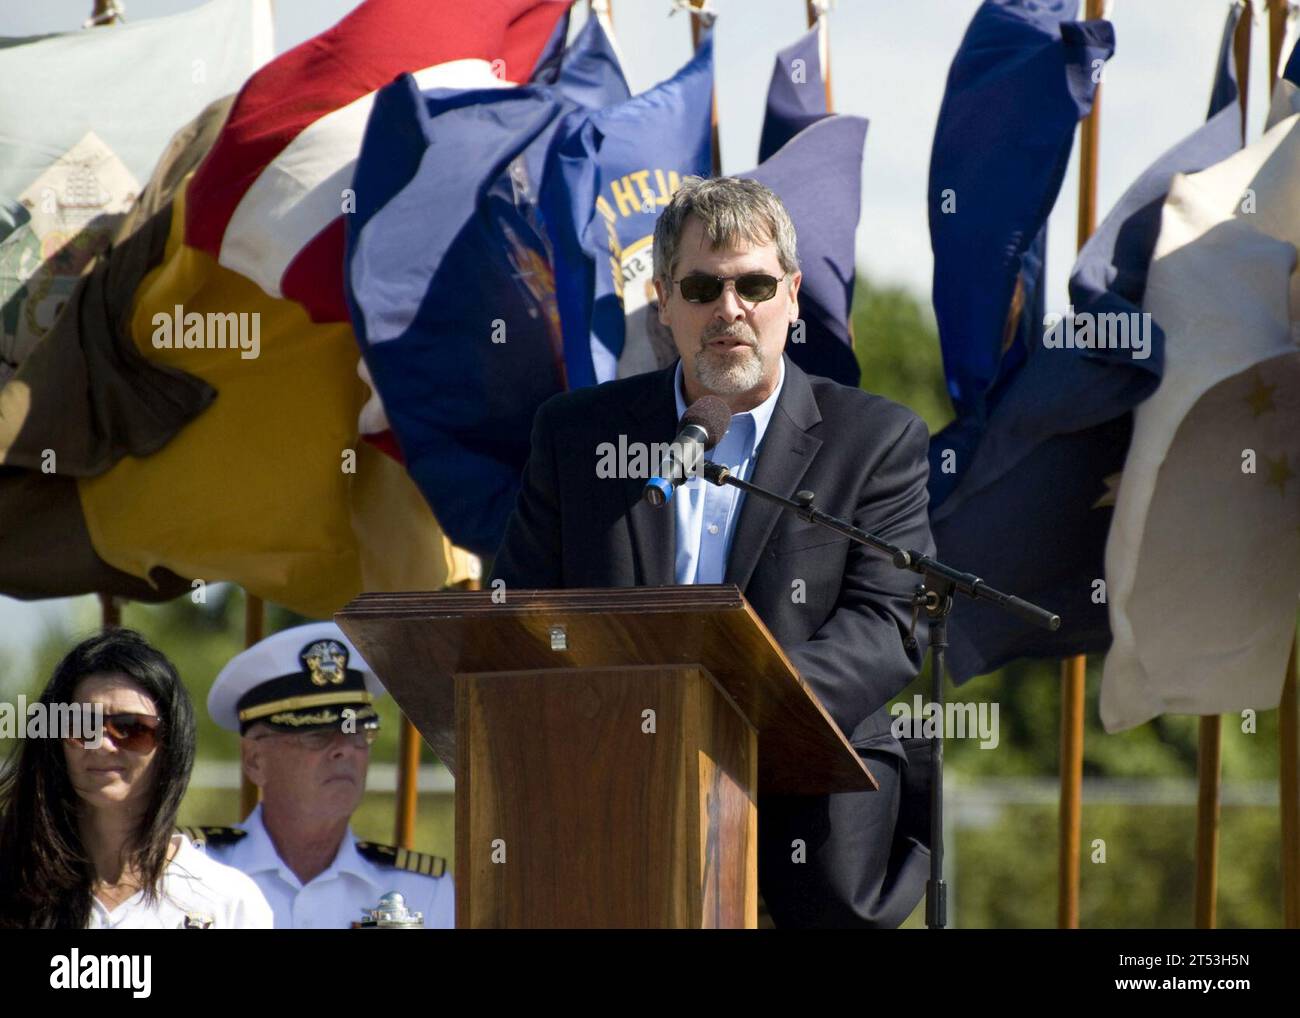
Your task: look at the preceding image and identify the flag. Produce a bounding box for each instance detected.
[541,31,715,388]
[76,0,566,615]
[0,0,272,384]
[741,24,864,388]
[746,116,866,387]
[926,0,1114,508]
[0,100,230,604]
[1101,111,1300,731]
[0,1,565,613]
[758,25,827,163]
[184,0,569,323]
[0,0,269,603]
[347,14,629,555]
[932,5,1246,682]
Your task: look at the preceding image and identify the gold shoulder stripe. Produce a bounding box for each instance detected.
[178,825,247,849]
[355,840,447,878]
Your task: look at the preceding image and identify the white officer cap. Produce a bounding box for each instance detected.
[208,622,385,735]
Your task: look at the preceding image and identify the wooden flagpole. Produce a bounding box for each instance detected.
[394,714,421,848]
[241,592,264,819]
[393,570,481,849]
[1268,0,1300,931]
[1193,0,1254,930]
[687,1,721,175]
[98,593,121,628]
[1058,0,1105,932]
[88,0,124,26]
[806,1,834,111]
[1282,637,1300,927]
[1269,0,1291,77]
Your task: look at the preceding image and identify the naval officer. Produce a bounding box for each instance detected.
[197,622,454,929]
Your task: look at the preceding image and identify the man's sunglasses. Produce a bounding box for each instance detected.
[66,712,163,752]
[673,272,784,304]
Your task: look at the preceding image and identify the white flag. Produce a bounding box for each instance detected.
[0,0,273,381]
[1101,112,1300,733]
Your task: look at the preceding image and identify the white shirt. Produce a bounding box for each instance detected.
[204,805,455,929]
[87,834,273,929]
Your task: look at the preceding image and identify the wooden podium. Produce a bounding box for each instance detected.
[336,585,876,929]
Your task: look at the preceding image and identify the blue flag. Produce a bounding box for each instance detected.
[541,33,714,388]
[758,26,828,163]
[931,4,1245,682]
[745,115,866,387]
[345,18,629,556]
[926,0,1114,474]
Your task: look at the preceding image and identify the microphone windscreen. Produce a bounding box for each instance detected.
[681,396,732,450]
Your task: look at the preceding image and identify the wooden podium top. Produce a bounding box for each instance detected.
[337,585,876,795]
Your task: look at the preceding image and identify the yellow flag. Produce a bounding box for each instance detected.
[79,181,472,618]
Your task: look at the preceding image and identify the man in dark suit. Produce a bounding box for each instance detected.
[491,175,934,928]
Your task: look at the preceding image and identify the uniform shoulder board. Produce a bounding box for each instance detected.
[178,825,247,850]
[355,841,447,878]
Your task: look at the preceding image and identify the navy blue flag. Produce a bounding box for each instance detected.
[345,17,629,556]
[926,0,1114,494]
[540,33,714,388]
[758,26,828,163]
[745,115,866,387]
[931,4,1245,682]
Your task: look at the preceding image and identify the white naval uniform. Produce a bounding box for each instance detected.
[87,834,274,929]
[204,805,455,929]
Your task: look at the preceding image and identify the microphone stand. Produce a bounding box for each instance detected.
[701,461,1060,930]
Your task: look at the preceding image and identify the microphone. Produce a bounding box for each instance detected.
[643,395,732,507]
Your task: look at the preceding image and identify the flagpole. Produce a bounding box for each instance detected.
[1190,1,1255,931]
[1057,0,1105,933]
[87,0,124,27]
[394,714,421,848]
[98,593,122,628]
[806,1,833,111]
[1233,1,1253,134]
[241,592,264,819]
[1269,0,1291,77]
[1281,637,1300,927]
[1268,0,1300,931]
[687,2,721,174]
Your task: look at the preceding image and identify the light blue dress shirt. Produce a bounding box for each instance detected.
[673,357,786,585]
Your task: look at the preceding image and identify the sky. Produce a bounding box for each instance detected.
[1,0,1296,671]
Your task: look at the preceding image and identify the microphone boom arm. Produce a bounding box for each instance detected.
[701,461,1059,631]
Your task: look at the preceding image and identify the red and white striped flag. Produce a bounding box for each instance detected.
[185,0,569,323]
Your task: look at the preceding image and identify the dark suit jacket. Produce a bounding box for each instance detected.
[491,354,935,925]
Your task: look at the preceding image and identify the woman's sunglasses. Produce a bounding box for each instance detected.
[66,712,163,752]
[673,272,784,304]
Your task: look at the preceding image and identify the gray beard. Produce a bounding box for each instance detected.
[694,342,766,395]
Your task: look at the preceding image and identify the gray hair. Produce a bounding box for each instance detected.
[653,176,799,290]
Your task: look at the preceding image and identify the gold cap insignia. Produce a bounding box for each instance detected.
[301,639,349,687]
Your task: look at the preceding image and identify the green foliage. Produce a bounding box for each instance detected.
[851,275,954,433]
[955,802,1282,929]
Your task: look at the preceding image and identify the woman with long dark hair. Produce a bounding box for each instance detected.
[0,628,271,928]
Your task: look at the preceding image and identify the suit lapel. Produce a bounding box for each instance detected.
[621,364,679,587]
[724,356,823,591]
